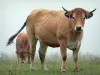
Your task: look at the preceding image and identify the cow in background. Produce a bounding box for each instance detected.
[16,32,30,64]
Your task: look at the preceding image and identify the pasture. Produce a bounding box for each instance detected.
[0,53,100,75]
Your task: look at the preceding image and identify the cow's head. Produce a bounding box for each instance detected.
[62,7,96,32]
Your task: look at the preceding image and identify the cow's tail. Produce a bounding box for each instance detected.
[6,20,27,46]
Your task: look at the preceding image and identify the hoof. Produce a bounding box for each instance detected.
[73,68,83,72]
[60,69,66,72]
[44,68,48,71]
[30,68,35,71]
[73,68,78,72]
[42,67,48,71]
[30,65,35,71]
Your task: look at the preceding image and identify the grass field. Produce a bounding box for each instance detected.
[0,54,100,75]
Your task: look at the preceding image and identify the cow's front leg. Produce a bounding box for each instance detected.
[73,46,80,71]
[59,39,67,72]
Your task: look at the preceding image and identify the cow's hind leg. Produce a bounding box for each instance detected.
[26,33,37,69]
[29,38,37,70]
[26,24,38,70]
[38,42,48,70]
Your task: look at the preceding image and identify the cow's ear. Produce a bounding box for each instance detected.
[85,12,93,19]
[85,9,96,19]
[65,11,73,18]
[62,7,73,18]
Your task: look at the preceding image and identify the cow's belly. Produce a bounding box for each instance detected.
[35,29,59,47]
[37,36,59,47]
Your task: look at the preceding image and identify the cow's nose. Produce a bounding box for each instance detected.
[75,26,82,31]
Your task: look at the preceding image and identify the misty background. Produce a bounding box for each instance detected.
[0,0,100,57]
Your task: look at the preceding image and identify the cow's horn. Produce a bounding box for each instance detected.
[62,7,67,12]
[90,8,96,13]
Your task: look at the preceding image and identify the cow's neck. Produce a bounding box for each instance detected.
[68,30,83,42]
[67,30,83,50]
[73,31,83,40]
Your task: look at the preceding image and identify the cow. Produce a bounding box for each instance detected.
[6,7,96,72]
[15,32,30,64]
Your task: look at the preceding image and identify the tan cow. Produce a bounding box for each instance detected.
[7,7,96,72]
[16,32,30,64]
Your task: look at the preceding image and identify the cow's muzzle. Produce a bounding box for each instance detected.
[74,26,83,31]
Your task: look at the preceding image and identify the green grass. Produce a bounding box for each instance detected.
[0,55,100,75]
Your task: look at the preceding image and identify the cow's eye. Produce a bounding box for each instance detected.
[70,15,75,19]
[72,16,75,19]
